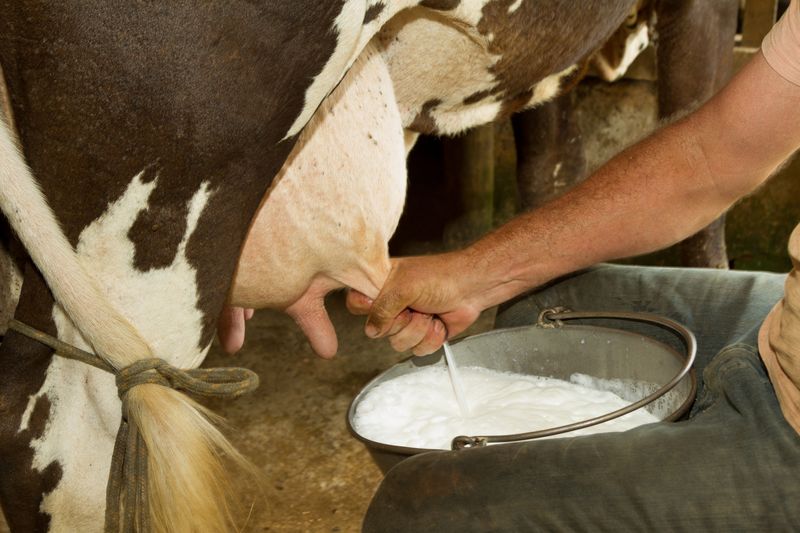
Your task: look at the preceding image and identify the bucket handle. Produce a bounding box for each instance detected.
[451,307,697,450]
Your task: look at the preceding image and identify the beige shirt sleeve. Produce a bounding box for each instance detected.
[762,0,800,86]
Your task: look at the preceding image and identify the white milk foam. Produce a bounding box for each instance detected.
[353,366,659,450]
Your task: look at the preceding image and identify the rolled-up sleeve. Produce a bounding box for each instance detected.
[762,1,800,86]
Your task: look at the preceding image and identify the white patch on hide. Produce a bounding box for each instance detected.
[20,174,213,532]
[592,21,650,82]
[24,314,117,533]
[379,8,504,135]
[289,0,535,139]
[445,0,494,26]
[508,0,524,14]
[525,65,577,109]
[73,176,211,367]
[284,1,367,139]
[430,100,503,134]
[614,21,649,81]
[286,1,423,139]
[285,1,365,138]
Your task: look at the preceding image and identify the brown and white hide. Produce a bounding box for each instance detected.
[378,1,636,136]
[590,0,653,82]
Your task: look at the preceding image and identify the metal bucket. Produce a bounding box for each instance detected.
[347,308,697,473]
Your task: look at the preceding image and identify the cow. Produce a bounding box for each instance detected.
[0,1,732,531]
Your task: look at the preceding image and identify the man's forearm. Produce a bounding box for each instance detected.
[465,114,729,309]
[465,52,800,312]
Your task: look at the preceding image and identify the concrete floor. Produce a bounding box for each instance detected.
[0,294,492,532]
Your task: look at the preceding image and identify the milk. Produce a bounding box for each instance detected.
[353,366,659,450]
[443,341,470,417]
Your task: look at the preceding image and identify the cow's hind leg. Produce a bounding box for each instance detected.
[656,0,739,268]
[0,214,22,336]
[0,261,59,532]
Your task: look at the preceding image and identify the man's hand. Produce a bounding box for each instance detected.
[347,252,484,355]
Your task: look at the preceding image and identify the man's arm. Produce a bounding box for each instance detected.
[356,51,800,354]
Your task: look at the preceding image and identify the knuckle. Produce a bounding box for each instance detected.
[369,289,413,333]
[370,294,398,322]
[415,321,445,356]
[387,310,413,336]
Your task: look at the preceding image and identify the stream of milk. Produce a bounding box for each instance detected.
[353,366,659,450]
[443,341,470,417]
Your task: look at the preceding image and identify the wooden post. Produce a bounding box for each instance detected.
[741,0,779,47]
[442,125,495,247]
[511,92,587,212]
[492,123,520,226]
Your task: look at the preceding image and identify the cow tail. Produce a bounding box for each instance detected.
[0,110,249,532]
[128,386,254,533]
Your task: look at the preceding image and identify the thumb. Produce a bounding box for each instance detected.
[286,298,339,359]
[365,286,412,338]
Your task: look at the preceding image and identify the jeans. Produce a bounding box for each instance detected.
[363,265,800,532]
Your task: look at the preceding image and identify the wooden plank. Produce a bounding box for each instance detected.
[741,0,779,47]
[442,125,495,246]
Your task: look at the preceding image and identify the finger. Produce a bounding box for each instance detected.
[386,309,413,336]
[244,308,255,320]
[366,287,413,338]
[389,313,433,353]
[411,318,447,356]
[217,306,247,355]
[345,289,373,316]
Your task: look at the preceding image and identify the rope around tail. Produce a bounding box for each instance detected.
[8,319,259,533]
